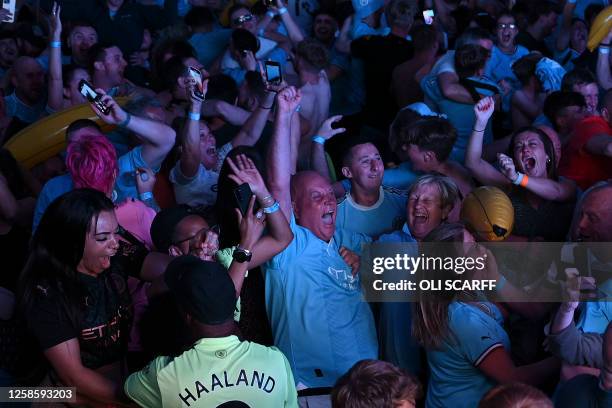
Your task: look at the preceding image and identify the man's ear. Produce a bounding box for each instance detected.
[423,150,436,163]
[169,246,182,257]
[341,166,352,179]
[93,61,104,72]
[602,107,610,123]
[291,200,299,220]
[63,87,71,100]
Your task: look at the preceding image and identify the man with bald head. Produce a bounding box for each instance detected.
[264,86,377,398]
[3,56,47,132]
[545,183,612,408]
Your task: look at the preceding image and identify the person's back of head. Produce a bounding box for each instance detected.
[455,27,493,49]
[160,55,189,94]
[454,44,489,79]
[66,119,102,143]
[185,6,215,31]
[542,91,586,131]
[231,28,259,54]
[512,52,543,87]
[401,117,457,163]
[164,255,237,332]
[384,0,416,30]
[207,73,239,104]
[66,133,118,196]
[331,359,422,408]
[295,38,329,73]
[412,24,440,54]
[478,383,553,408]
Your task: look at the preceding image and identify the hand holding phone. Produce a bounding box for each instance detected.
[264,60,282,85]
[234,183,254,216]
[188,67,207,101]
[78,79,110,115]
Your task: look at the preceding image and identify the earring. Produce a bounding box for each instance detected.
[546,158,551,165]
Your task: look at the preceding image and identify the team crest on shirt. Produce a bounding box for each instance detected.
[328,267,358,290]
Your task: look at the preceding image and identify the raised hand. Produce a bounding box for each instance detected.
[474,96,494,129]
[50,3,62,40]
[235,195,265,251]
[316,115,346,141]
[93,89,128,125]
[276,86,301,115]
[497,153,518,182]
[227,154,270,199]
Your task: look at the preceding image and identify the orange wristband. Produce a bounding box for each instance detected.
[520,174,529,187]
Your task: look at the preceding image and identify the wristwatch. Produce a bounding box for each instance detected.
[233,246,252,263]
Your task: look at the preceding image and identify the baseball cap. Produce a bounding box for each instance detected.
[164,255,236,325]
[352,0,384,19]
[150,205,193,252]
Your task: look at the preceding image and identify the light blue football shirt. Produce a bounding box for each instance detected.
[425,301,510,408]
[336,186,407,238]
[263,214,378,388]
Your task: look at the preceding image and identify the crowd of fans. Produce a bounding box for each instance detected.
[0,0,611,406]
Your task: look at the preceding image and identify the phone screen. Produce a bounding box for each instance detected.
[423,9,434,25]
[265,62,281,84]
[188,67,205,100]
[79,80,99,102]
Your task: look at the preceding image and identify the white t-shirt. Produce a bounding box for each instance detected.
[169,142,232,207]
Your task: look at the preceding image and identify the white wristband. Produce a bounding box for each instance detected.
[278,7,288,15]
[599,46,610,55]
[512,172,524,186]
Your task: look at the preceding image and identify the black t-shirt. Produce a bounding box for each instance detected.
[24,239,147,369]
[0,226,30,293]
[351,34,414,130]
[516,31,552,58]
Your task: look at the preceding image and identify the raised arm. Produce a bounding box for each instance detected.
[497,153,577,201]
[94,91,176,169]
[274,0,304,45]
[231,89,276,147]
[596,31,612,90]
[311,115,345,181]
[555,0,576,52]
[47,3,64,112]
[179,86,205,178]
[465,97,509,186]
[201,99,251,126]
[227,154,293,270]
[267,86,302,221]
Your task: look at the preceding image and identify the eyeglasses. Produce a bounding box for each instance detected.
[233,14,254,26]
[497,23,516,30]
[173,225,220,247]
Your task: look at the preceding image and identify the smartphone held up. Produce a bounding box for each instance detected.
[264,61,282,85]
[78,79,110,115]
[188,66,207,101]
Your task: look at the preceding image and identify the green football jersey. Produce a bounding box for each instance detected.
[125,335,298,408]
